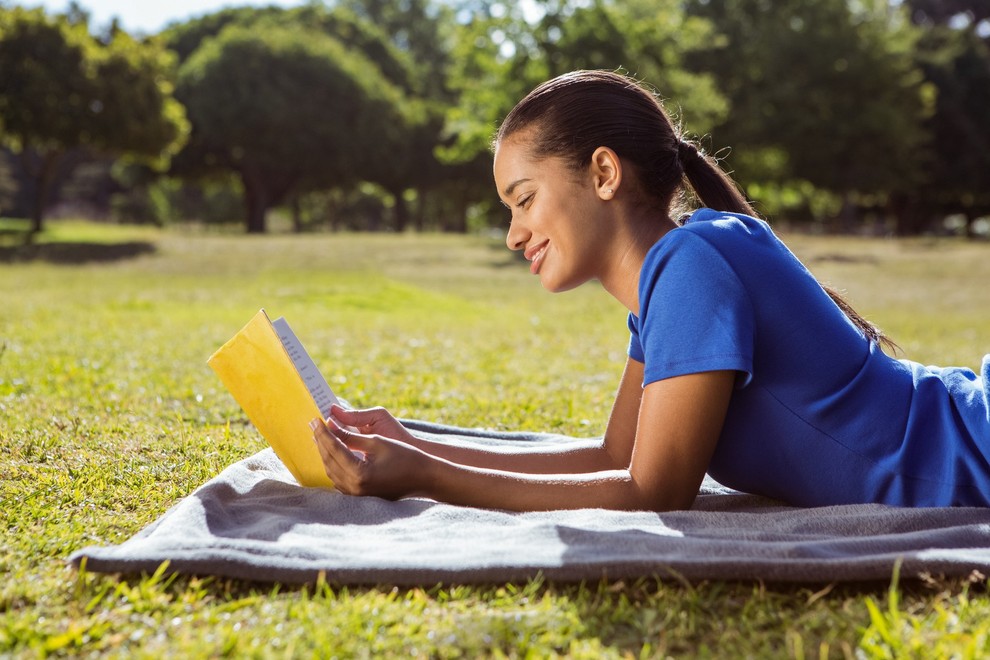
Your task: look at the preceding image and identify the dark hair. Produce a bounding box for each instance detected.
[495,70,752,217]
[496,70,895,352]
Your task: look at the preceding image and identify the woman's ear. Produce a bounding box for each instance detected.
[590,146,622,200]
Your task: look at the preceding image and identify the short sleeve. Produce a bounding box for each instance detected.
[635,229,755,386]
[627,312,645,363]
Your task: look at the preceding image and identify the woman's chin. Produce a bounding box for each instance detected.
[539,272,583,294]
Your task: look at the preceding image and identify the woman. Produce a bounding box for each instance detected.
[311,70,990,511]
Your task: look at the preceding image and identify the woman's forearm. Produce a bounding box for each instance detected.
[402,435,619,474]
[313,409,701,512]
[328,405,622,474]
[420,456,680,512]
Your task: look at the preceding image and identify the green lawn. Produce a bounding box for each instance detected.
[2,220,989,657]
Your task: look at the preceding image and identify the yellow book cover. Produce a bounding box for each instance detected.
[208,309,336,488]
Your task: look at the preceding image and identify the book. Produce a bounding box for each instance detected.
[208,309,338,488]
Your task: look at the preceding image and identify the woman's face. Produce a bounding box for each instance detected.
[493,134,611,293]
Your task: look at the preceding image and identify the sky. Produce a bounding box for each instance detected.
[23,0,307,34]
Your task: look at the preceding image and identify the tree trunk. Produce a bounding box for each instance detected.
[964,209,977,240]
[241,170,269,234]
[291,196,303,233]
[445,192,468,233]
[391,188,409,232]
[835,193,858,234]
[889,193,932,236]
[413,191,426,232]
[21,148,63,235]
[30,188,44,235]
[245,195,268,234]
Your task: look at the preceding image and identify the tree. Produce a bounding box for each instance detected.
[176,21,416,233]
[906,0,990,30]
[530,0,728,135]
[0,149,16,213]
[902,0,990,235]
[439,0,729,228]
[336,0,456,100]
[687,0,933,229]
[333,0,461,230]
[164,4,419,94]
[166,4,443,232]
[437,1,536,171]
[896,19,990,235]
[0,7,188,232]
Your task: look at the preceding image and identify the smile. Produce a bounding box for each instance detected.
[525,240,549,274]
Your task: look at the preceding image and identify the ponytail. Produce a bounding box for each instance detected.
[677,140,754,217]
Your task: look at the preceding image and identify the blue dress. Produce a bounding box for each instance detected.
[627,208,990,507]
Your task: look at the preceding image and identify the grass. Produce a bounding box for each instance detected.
[2,219,990,657]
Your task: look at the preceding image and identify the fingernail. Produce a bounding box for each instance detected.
[309,419,320,431]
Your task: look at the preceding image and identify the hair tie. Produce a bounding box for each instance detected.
[678,140,700,163]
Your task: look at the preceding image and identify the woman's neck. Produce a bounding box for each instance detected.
[598,212,678,316]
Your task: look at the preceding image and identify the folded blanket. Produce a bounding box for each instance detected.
[69,422,990,584]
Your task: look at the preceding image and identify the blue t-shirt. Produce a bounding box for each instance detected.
[628,208,990,507]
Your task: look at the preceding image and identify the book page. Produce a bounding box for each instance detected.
[271,316,340,419]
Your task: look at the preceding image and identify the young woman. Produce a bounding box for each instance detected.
[311,70,990,511]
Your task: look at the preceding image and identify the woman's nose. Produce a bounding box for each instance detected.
[505,218,529,251]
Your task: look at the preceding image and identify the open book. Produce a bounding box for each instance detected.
[208,309,338,488]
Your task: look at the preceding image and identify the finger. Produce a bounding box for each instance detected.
[312,432,358,493]
[311,420,349,476]
[330,405,390,430]
[329,404,371,421]
[311,418,363,471]
[324,415,378,454]
[312,427,344,480]
[329,403,354,417]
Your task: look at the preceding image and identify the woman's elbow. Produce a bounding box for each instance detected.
[635,482,698,512]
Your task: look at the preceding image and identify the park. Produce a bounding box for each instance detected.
[3,0,990,656]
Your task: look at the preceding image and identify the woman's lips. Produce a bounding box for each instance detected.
[525,241,549,274]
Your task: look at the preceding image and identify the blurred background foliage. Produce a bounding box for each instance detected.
[0,0,987,236]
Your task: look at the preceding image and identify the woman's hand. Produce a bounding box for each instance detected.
[310,416,431,500]
[328,404,416,443]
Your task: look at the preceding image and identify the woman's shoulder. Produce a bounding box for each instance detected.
[640,209,762,291]
[652,208,772,261]
[680,208,771,236]
[645,208,806,293]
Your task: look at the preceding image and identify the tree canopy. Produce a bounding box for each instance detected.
[3,0,989,236]
[174,15,420,233]
[899,0,990,235]
[0,6,187,232]
[686,0,935,226]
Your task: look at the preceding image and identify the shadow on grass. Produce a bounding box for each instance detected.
[0,239,157,264]
[807,252,880,265]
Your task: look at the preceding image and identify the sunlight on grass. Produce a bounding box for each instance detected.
[2,222,989,656]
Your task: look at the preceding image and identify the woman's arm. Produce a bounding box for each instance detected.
[333,405,610,474]
[327,358,646,474]
[312,367,736,512]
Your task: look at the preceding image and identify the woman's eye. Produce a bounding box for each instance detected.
[516,195,532,209]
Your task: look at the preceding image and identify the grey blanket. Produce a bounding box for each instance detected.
[69,422,990,584]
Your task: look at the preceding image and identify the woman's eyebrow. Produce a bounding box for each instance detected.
[503,178,533,197]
